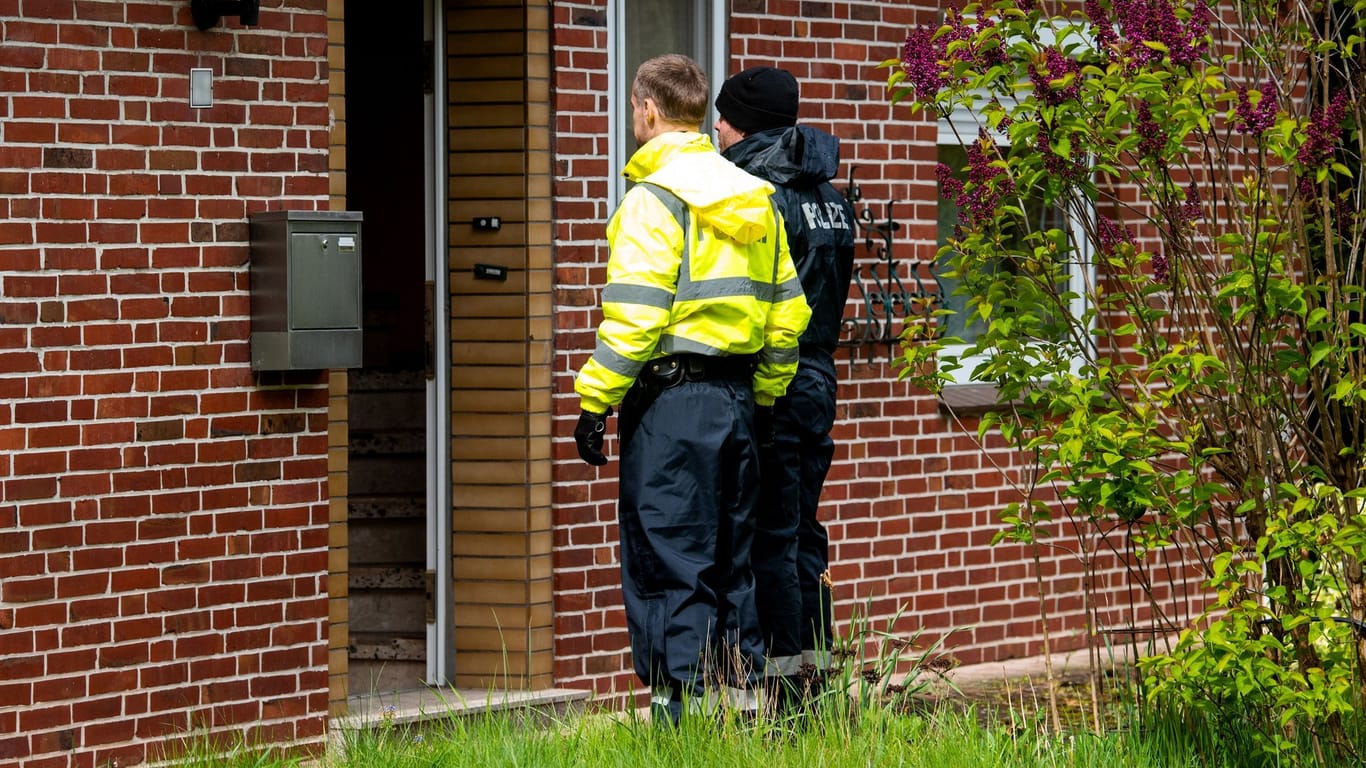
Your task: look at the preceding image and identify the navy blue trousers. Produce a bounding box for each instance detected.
[753,353,836,674]
[617,376,764,701]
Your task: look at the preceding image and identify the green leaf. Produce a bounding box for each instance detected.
[1309,342,1333,367]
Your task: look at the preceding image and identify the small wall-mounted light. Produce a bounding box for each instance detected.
[191,0,260,31]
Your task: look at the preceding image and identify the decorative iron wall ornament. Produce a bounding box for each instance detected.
[838,167,939,362]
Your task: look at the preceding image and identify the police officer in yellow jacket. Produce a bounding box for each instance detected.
[573,54,811,724]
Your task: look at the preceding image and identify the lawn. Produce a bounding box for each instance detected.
[174,690,1254,768]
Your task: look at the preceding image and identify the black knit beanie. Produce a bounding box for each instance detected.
[715,66,799,135]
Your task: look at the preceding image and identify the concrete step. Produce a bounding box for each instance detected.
[348,660,428,697]
[349,368,426,391]
[348,590,425,634]
[349,565,425,591]
[350,632,425,661]
[331,686,593,740]
[350,429,427,455]
[348,496,425,520]
[347,520,425,564]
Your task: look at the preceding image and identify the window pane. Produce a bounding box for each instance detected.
[935,143,981,342]
[625,0,697,80]
[935,142,1071,344]
[617,0,712,183]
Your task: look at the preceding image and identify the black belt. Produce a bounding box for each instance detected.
[642,353,756,388]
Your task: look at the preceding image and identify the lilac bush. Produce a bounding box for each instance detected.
[887,0,1366,759]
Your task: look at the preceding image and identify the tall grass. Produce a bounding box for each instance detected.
[162,609,1365,767]
[163,690,1366,768]
[327,702,1196,768]
[160,732,308,768]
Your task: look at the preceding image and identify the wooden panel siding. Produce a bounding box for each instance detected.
[446,0,555,690]
[448,132,528,158]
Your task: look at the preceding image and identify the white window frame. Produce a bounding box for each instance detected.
[607,0,728,207]
[934,110,1094,386]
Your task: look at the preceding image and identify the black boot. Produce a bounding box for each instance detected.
[650,685,682,727]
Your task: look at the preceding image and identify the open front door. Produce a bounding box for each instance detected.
[423,0,453,686]
[342,0,450,694]
[339,0,558,697]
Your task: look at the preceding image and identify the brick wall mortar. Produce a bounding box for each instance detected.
[1,0,332,762]
[549,0,1207,701]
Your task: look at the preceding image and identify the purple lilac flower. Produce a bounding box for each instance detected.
[1097,215,1134,256]
[1187,4,1212,44]
[901,9,1022,103]
[1234,81,1277,135]
[943,6,974,44]
[944,134,1015,230]
[1179,1,1213,61]
[1253,82,1279,130]
[1297,91,1349,170]
[974,16,1007,70]
[1165,0,1210,66]
[940,8,982,78]
[963,136,1011,227]
[1152,0,1192,65]
[1036,131,1084,182]
[1177,183,1201,223]
[1151,252,1169,283]
[936,162,964,204]
[1110,0,1156,66]
[1110,0,1211,69]
[1029,48,1082,106]
[1233,85,1252,127]
[1135,102,1166,161]
[1086,0,1119,51]
[1099,214,1165,286]
[901,25,946,103]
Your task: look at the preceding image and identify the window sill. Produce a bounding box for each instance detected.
[937,382,1008,418]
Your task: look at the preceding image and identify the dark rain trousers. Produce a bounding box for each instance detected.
[616,361,765,716]
[753,350,836,680]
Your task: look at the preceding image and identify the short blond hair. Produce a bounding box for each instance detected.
[632,54,708,126]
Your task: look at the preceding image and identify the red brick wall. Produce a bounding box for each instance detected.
[548,0,1202,702]
[0,1,332,763]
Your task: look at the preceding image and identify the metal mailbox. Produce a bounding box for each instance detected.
[249,210,363,370]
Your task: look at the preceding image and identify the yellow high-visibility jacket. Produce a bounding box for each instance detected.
[576,131,811,414]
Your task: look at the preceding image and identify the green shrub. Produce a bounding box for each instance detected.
[884,0,1366,762]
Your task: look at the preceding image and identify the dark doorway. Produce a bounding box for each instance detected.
[343,0,431,694]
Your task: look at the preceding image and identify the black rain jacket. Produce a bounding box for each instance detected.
[724,126,856,354]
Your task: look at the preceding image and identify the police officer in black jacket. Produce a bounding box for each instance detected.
[715,66,856,709]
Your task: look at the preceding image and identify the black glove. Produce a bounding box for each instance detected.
[754,405,776,450]
[574,409,610,466]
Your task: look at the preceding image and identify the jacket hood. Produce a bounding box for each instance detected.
[623,131,776,245]
[722,125,842,188]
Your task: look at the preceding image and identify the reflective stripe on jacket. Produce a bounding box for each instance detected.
[575,131,811,413]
